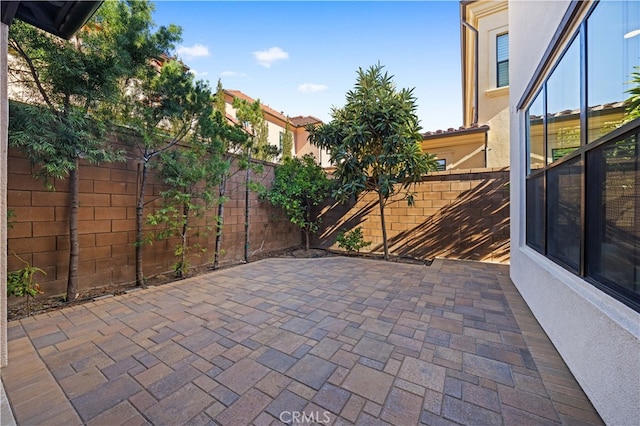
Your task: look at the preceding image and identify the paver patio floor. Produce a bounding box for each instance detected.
[1,257,603,425]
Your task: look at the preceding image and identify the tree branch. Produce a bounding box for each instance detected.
[10,39,56,112]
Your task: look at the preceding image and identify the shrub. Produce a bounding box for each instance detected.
[336,227,372,253]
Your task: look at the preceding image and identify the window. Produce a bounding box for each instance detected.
[434,159,446,171]
[587,0,640,143]
[524,1,640,311]
[278,131,284,152]
[546,36,581,164]
[497,33,509,87]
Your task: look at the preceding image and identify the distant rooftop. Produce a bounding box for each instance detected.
[422,123,490,139]
[225,90,323,128]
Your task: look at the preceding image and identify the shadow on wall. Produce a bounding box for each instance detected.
[387,178,509,262]
[312,169,510,263]
[312,198,377,249]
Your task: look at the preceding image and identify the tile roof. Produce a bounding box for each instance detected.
[422,123,490,139]
[529,101,627,120]
[289,115,323,126]
[225,89,289,123]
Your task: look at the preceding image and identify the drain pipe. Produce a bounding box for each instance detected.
[461,5,479,126]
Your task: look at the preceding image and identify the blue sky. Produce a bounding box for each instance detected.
[151,1,463,131]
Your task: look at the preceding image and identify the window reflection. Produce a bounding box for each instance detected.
[547,36,581,163]
[587,0,640,142]
[527,90,544,173]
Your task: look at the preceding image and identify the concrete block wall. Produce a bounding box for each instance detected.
[7,141,300,297]
[313,168,510,263]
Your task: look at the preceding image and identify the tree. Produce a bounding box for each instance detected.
[232,97,271,263]
[147,136,224,277]
[267,154,331,252]
[308,63,438,260]
[120,60,213,287]
[210,82,250,269]
[6,0,173,301]
[281,120,294,162]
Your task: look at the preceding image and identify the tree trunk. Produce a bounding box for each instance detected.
[378,191,389,260]
[305,230,310,253]
[244,157,250,263]
[179,203,189,278]
[135,160,148,287]
[67,159,80,301]
[213,179,226,270]
[305,202,311,253]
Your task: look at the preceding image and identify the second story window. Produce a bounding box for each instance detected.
[497,33,509,87]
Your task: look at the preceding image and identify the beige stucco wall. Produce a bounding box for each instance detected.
[422,131,487,170]
[509,2,640,425]
[463,1,510,168]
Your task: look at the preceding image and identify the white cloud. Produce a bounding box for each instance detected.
[253,47,289,68]
[190,69,209,77]
[220,71,247,78]
[176,43,210,59]
[298,83,328,93]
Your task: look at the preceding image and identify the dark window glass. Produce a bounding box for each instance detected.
[547,36,581,164]
[497,33,509,87]
[527,90,545,173]
[526,173,545,252]
[434,159,446,171]
[587,134,639,300]
[524,0,640,312]
[547,156,582,271]
[587,1,640,143]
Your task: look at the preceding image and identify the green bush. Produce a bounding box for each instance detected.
[336,227,372,253]
[7,253,45,316]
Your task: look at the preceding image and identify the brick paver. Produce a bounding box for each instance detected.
[1,257,604,425]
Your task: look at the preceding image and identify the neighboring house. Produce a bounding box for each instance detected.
[422,0,509,170]
[222,89,329,166]
[510,1,639,425]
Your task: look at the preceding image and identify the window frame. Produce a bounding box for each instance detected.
[496,32,509,88]
[522,0,640,312]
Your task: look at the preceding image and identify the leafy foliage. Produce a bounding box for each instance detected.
[6,0,175,300]
[308,63,437,259]
[233,97,280,161]
[336,227,372,253]
[232,97,275,261]
[7,253,45,317]
[626,66,640,122]
[9,101,117,188]
[281,121,294,162]
[266,154,331,251]
[147,146,221,277]
[115,40,215,286]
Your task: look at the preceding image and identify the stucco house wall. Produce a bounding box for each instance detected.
[509,2,640,425]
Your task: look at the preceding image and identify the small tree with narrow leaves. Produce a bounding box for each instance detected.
[232,97,275,262]
[281,120,294,162]
[308,63,438,260]
[147,138,225,278]
[7,0,176,301]
[210,81,252,269]
[267,154,331,252]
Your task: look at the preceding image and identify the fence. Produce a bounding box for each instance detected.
[7,134,301,297]
[312,168,510,263]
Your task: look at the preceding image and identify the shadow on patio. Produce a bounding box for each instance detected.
[1,257,602,425]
